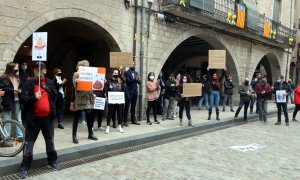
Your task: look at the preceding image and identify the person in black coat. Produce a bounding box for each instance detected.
[222,74,234,112]
[19,62,59,179]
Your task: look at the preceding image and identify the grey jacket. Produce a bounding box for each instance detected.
[238,83,253,102]
[73,72,94,111]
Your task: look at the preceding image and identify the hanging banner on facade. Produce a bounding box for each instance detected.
[32,32,48,61]
[94,97,106,110]
[108,92,125,104]
[183,83,202,97]
[236,4,246,29]
[77,66,106,91]
[276,90,286,103]
[208,50,226,69]
[263,17,271,38]
[110,52,133,68]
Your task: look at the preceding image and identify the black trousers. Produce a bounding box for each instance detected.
[73,110,94,135]
[235,99,250,120]
[21,116,57,170]
[91,109,104,128]
[293,104,300,119]
[276,103,289,122]
[124,93,138,123]
[146,100,158,122]
[107,104,123,126]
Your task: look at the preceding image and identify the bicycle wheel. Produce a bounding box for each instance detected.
[0,120,26,157]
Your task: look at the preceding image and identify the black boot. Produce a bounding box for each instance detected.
[73,134,79,144]
[216,110,220,120]
[208,109,212,120]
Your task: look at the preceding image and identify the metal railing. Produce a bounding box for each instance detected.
[162,0,296,46]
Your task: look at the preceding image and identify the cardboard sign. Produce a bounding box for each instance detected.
[208,50,226,69]
[110,52,133,68]
[276,90,286,103]
[32,32,47,61]
[77,66,106,91]
[94,97,106,110]
[183,83,202,97]
[108,92,125,104]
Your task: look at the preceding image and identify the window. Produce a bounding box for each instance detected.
[273,0,282,22]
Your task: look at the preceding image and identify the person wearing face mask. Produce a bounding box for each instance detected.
[255,76,271,123]
[176,75,193,126]
[123,65,141,126]
[207,67,227,120]
[52,68,67,129]
[198,75,210,110]
[222,75,235,112]
[20,62,60,179]
[234,77,253,121]
[105,69,125,133]
[19,61,34,85]
[162,74,177,120]
[0,62,24,142]
[271,75,291,126]
[145,72,161,125]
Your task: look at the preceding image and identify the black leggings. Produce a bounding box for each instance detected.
[146,100,158,122]
[73,110,94,135]
[107,104,123,126]
[91,109,104,128]
[293,104,300,119]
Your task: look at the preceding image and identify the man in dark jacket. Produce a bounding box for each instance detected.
[162,74,176,120]
[272,75,291,126]
[234,77,253,121]
[255,76,271,123]
[222,75,234,112]
[123,65,141,126]
[19,62,60,179]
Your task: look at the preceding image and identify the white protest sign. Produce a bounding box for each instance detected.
[230,144,266,152]
[276,90,286,103]
[94,97,106,110]
[32,32,47,61]
[108,92,125,104]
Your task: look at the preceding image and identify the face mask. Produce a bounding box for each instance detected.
[212,77,217,80]
[262,80,266,84]
[277,80,281,83]
[21,65,27,71]
[57,73,62,76]
[244,81,249,85]
[113,74,118,78]
[130,67,135,71]
[14,70,19,74]
[149,76,155,80]
[183,79,187,83]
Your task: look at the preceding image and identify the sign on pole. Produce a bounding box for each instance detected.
[110,52,133,68]
[208,50,226,69]
[183,83,202,97]
[77,66,106,91]
[32,32,48,61]
[108,92,125,104]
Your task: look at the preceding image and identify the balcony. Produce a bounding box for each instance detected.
[161,0,296,48]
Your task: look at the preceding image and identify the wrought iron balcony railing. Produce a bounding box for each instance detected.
[162,0,296,48]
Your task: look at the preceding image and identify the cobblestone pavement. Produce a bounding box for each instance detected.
[30,112,300,180]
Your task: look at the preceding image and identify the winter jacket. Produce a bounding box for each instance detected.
[294,87,300,105]
[146,80,160,101]
[255,82,271,100]
[238,83,253,102]
[176,83,191,107]
[272,82,292,103]
[224,80,234,95]
[0,76,22,111]
[164,79,177,99]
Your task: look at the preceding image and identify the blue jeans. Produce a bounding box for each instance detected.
[2,101,23,138]
[198,92,209,109]
[209,91,220,111]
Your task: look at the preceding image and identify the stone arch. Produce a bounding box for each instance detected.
[2,8,127,62]
[153,28,239,81]
[251,53,281,84]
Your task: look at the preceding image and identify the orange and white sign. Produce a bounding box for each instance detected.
[77,66,106,91]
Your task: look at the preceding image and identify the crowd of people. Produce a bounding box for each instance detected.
[0,60,299,179]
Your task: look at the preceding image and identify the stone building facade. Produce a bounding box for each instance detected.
[0,0,296,119]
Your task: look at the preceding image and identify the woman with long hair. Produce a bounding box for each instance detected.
[176,74,193,126]
[0,62,24,141]
[145,72,161,125]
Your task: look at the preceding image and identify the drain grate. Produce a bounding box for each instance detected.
[0,121,247,180]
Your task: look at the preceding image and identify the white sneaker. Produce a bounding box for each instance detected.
[81,120,87,125]
[99,127,106,131]
[118,125,124,133]
[105,126,109,134]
